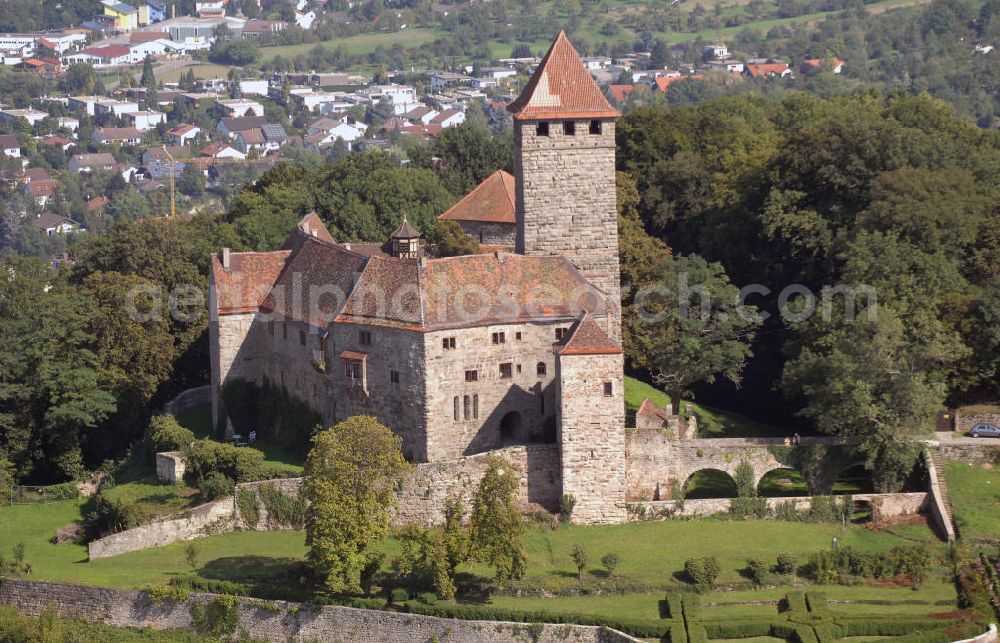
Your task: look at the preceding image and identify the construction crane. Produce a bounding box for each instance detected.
[162,144,176,219]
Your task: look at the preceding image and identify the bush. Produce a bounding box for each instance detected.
[730,496,769,519]
[224,378,322,457]
[746,558,769,586]
[182,439,265,484]
[84,493,152,539]
[390,588,409,604]
[558,493,576,523]
[190,595,240,637]
[775,500,801,521]
[776,553,798,575]
[683,556,720,590]
[198,472,234,501]
[601,552,620,577]
[571,544,588,581]
[664,593,684,619]
[147,582,190,605]
[145,415,195,457]
[681,592,701,620]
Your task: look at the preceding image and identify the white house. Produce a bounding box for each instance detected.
[0,134,22,158]
[199,141,246,159]
[124,110,167,130]
[31,213,80,236]
[295,10,316,29]
[430,108,465,129]
[94,99,140,117]
[58,116,80,134]
[235,79,268,96]
[62,44,132,67]
[214,98,264,117]
[0,108,48,126]
[167,123,201,145]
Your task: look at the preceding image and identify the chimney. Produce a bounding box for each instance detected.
[344,242,351,250]
[221,247,230,269]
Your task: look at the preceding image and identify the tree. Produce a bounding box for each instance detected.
[468,456,525,589]
[185,542,200,573]
[140,55,156,108]
[431,124,514,196]
[601,552,620,577]
[633,254,761,413]
[426,220,478,257]
[177,162,206,196]
[510,44,533,58]
[571,543,588,581]
[242,0,260,18]
[781,308,943,492]
[302,416,411,594]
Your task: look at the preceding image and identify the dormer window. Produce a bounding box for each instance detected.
[563,121,575,135]
[536,121,549,136]
[589,120,601,135]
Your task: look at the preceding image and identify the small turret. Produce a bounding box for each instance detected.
[390,216,421,259]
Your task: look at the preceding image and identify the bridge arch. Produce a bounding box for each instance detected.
[683,468,738,499]
[832,462,873,494]
[756,467,807,497]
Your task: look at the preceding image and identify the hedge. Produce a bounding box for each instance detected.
[664,593,684,620]
[686,623,708,643]
[663,622,688,643]
[681,593,701,621]
[784,591,808,613]
[839,617,976,638]
[702,620,774,639]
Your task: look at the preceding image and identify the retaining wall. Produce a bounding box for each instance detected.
[162,385,212,418]
[628,492,928,520]
[937,443,1000,465]
[87,497,235,560]
[0,579,640,643]
[954,409,1000,435]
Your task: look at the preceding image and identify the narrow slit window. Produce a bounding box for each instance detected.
[463,395,471,420]
[603,381,613,397]
[537,362,546,377]
[453,396,460,421]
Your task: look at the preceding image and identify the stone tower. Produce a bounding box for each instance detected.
[508,32,622,342]
[554,312,626,524]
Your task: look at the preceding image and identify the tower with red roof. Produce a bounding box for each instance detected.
[508,31,623,344]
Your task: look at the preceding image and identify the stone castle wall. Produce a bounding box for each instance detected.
[937,442,1000,465]
[556,352,626,524]
[210,311,257,431]
[515,118,621,343]
[628,492,928,520]
[161,385,211,417]
[0,579,640,643]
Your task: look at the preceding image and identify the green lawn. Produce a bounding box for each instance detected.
[257,28,445,62]
[625,376,784,437]
[943,459,1000,542]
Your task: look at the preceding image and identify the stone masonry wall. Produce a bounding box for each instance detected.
[162,385,211,417]
[210,311,257,432]
[515,118,621,344]
[88,496,235,560]
[0,579,641,643]
[556,352,626,524]
[954,409,1000,434]
[628,493,928,519]
[937,442,1000,465]
[458,220,516,247]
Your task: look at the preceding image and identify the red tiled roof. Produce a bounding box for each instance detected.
[399,124,442,137]
[430,108,462,124]
[556,311,621,355]
[800,58,844,72]
[199,141,234,157]
[130,31,168,44]
[168,123,198,136]
[82,44,131,59]
[40,135,73,147]
[746,63,790,78]
[507,31,620,121]
[26,180,57,197]
[31,213,76,230]
[86,195,108,211]
[438,170,516,224]
[637,398,669,425]
[23,168,50,182]
[339,349,367,360]
[212,250,292,315]
[608,84,634,103]
[654,74,703,92]
[292,212,336,245]
[238,129,265,144]
[96,127,143,142]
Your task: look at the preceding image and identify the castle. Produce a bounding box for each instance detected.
[209,32,627,523]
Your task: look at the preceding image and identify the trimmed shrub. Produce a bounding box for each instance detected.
[84,493,152,539]
[746,558,769,586]
[182,439,265,485]
[776,553,798,575]
[198,472,234,501]
[664,593,684,620]
[681,593,701,620]
[775,500,801,521]
[601,552,620,577]
[664,622,689,643]
[703,620,773,639]
[558,493,576,522]
[145,415,195,458]
[683,557,720,590]
[686,624,708,643]
[390,588,409,604]
[783,591,808,613]
[730,496,769,519]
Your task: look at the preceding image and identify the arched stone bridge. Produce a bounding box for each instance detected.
[624,432,849,500]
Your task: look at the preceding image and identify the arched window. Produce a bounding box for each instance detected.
[453,396,460,421]
[464,395,471,421]
[536,362,546,377]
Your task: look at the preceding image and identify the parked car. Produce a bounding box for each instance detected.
[969,423,1000,438]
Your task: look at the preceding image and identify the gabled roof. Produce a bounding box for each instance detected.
[0,135,20,149]
[607,84,634,103]
[637,398,670,425]
[430,108,462,124]
[26,180,57,197]
[212,250,292,315]
[95,127,143,142]
[168,123,199,136]
[81,44,131,59]
[555,311,621,356]
[655,74,703,92]
[746,62,790,78]
[507,31,620,121]
[438,170,516,224]
[72,152,116,166]
[261,123,287,142]
[31,213,77,230]
[237,128,265,144]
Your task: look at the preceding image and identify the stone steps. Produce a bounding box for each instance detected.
[929,450,957,537]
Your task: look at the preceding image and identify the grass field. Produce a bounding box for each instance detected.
[155,62,234,83]
[624,376,784,437]
[943,459,1000,542]
[257,28,445,63]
